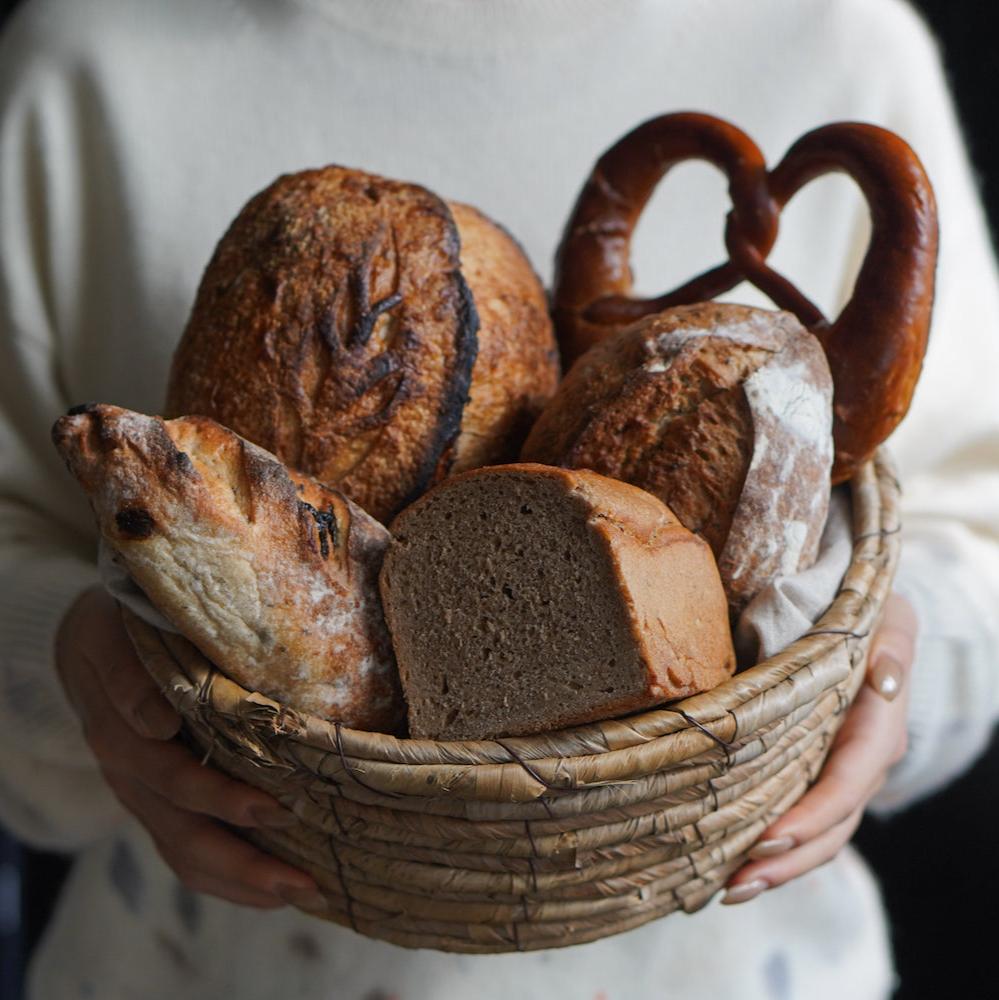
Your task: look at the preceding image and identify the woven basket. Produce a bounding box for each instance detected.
[123,451,900,953]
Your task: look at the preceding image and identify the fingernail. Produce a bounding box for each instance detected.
[277,886,328,912]
[721,878,769,905]
[869,654,903,702]
[747,835,796,860]
[135,696,181,740]
[249,805,299,830]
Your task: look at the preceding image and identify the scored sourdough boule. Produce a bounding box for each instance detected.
[522,303,834,617]
[166,166,558,523]
[380,464,736,741]
[52,403,403,732]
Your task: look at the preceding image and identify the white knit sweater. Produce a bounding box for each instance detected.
[2,1,998,997]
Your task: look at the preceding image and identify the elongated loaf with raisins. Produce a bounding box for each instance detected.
[52,403,403,732]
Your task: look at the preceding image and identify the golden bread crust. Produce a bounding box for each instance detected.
[166,169,560,524]
[166,166,478,524]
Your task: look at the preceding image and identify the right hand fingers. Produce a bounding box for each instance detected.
[57,586,181,740]
[77,657,296,829]
[59,588,296,828]
[85,590,182,739]
[108,773,319,909]
[91,633,180,742]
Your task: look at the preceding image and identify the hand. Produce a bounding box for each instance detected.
[722,592,917,904]
[55,585,323,910]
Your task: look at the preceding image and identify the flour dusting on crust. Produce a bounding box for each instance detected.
[720,329,833,608]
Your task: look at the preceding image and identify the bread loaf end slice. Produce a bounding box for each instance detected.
[380,464,735,740]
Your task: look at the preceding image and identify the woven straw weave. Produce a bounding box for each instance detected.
[123,451,900,953]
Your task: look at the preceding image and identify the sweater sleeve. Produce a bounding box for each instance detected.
[857,0,999,811]
[0,9,125,848]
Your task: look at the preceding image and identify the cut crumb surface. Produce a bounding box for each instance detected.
[380,465,735,741]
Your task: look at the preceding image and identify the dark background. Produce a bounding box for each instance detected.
[0,0,996,997]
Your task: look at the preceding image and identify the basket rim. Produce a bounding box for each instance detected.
[125,449,900,769]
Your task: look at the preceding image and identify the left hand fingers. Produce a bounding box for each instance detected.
[752,681,906,852]
[757,593,918,846]
[722,806,865,904]
[723,592,918,902]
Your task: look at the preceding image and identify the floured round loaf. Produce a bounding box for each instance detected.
[522,303,834,616]
[52,403,403,732]
[166,167,559,523]
[380,464,736,741]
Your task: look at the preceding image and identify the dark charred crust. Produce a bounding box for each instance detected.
[346,348,405,399]
[51,418,69,452]
[316,309,341,355]
[115,506,156,539]
[97,420,120,451]
[66,403,98,416]
[342,233,405,350]
[394,269,480,517]
[350,290,403,348]
[259,272,281,303]
[348,374,410,433]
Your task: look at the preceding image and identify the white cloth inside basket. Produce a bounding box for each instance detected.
[735,487,853,663]
[99,487,853,671]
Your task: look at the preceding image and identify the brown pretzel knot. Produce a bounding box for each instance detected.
[552,112,939,484]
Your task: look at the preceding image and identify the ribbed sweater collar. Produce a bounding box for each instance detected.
[286,0,641,53]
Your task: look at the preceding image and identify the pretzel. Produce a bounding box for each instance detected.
[552,113,777,364]
[553,113,939,483]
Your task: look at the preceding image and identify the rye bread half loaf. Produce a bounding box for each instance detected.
[379,464,736,741]
[52,403,403,732]
[166,167,558,523]
[521,303,834,616]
